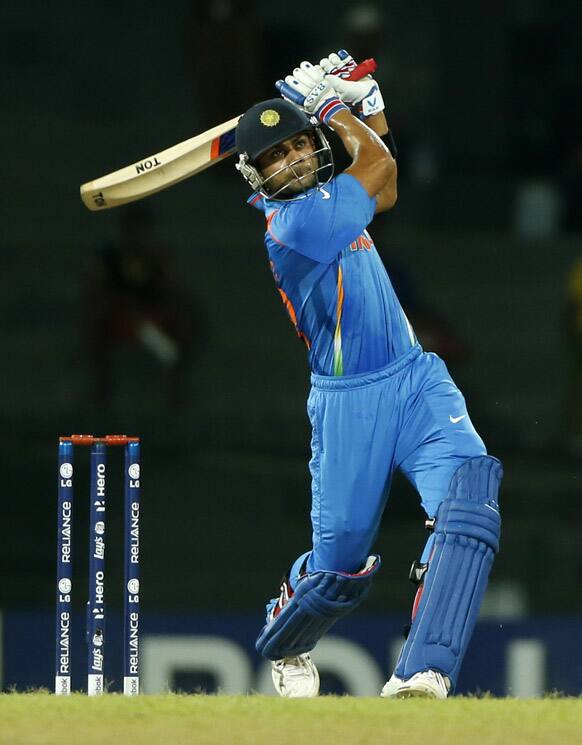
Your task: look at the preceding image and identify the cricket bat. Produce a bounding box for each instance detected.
[80,58,377,212]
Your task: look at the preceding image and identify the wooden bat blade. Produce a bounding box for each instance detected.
[80,115,241,211]
[80,58,378,211]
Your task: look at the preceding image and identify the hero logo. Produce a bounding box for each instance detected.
[135,157,161,174]
[93,571,105,605]
[96,463,105,498]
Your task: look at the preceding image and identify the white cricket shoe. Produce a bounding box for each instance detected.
[381,669,450,699]
[271,653,320,698]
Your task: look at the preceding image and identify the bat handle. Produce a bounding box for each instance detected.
[276,57,377,110]
[347,58,377,81]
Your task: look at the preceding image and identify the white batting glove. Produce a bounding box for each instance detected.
[276,61,349,126]
[320,50,385,118]
[319,51,358,80]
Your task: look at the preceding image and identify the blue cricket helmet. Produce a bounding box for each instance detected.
[235,98,314,162]
[235,98,334,199]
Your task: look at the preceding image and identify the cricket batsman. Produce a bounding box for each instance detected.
[235,51,503,698]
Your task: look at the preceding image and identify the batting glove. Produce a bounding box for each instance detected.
[319,49,358,79]
[276,61,349,127]
[320,49,384,118]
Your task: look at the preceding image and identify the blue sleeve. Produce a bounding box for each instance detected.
[269,174,376,264]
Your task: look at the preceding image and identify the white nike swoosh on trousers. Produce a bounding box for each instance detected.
[449,414,466,424]
[320,188,330,199]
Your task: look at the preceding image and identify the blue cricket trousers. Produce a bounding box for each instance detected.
[295,344,486,579]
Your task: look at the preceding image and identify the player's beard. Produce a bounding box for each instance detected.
[276,157,318,195]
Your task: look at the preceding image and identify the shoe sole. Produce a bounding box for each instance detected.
[396,688,439,699]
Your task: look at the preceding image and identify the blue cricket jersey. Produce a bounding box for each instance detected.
[249,173,417,376]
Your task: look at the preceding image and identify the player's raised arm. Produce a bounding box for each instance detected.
[277,59,396,207]
[331,110,396,205]
[362,111,398,213]
[319,52,397,212]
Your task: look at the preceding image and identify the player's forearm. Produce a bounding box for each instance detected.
[374,161,397,212]
[331,112,398,205]
[362,112,397,211]
[330,109,389,164]
[330,109,394,196]
[365,112,398,158]
[364,111,389,137]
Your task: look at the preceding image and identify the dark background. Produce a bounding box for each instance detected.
[2,0,582,624]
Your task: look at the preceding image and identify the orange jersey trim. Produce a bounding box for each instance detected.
[278,288,311,349]
[266,210,285,247]
[333,264,344,375]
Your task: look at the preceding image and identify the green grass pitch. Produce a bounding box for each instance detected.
[1,694,582,745]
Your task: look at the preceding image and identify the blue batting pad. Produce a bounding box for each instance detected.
[395,456,502,689]
[256,556,381,660]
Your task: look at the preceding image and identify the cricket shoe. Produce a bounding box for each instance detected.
[271,653,320,698]
[380,669,450,699]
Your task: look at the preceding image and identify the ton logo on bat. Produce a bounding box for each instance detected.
[135,157,162,174]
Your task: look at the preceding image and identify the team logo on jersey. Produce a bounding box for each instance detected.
[350,231,374,252]
[260,110,280,127]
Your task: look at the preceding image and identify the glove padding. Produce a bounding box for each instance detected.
[320,50,384,118]
[320,50,358,80]
[276,61,349,127]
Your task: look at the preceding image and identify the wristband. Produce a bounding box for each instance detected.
[316,97,350,126]
[382,130,398,159]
